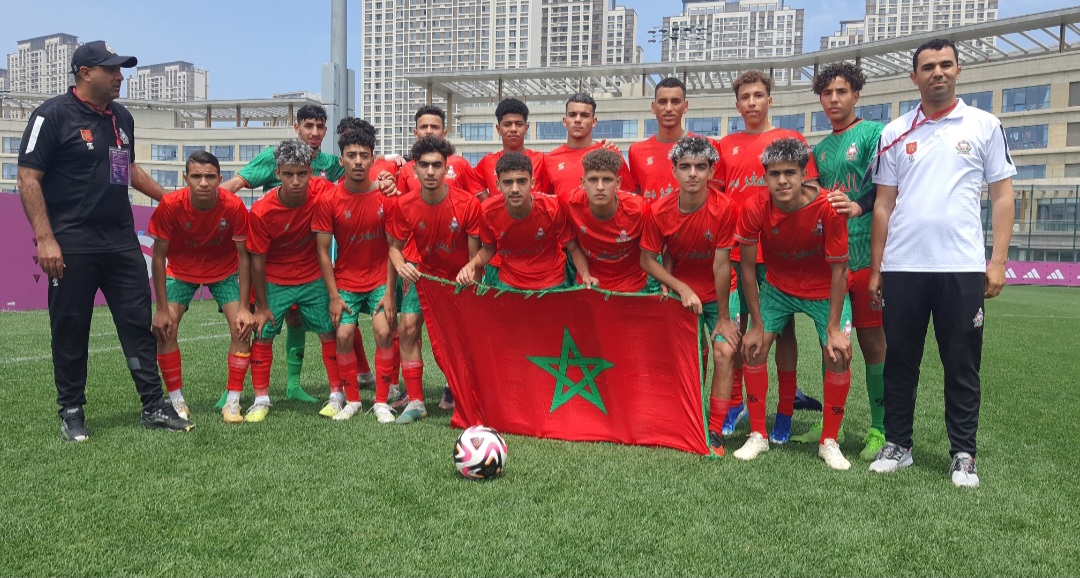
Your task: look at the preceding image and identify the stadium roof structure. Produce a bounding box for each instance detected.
[0,92,320,126]
[405,7,1080,104]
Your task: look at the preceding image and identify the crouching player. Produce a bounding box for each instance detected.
[563,148,650,293]
[734,138,854,469]
[638,137,739,455]
[246,139,341,422]
[457,152,586,291]
[149,151,254,422]
[387,136,482,424]
[313,129,397,421]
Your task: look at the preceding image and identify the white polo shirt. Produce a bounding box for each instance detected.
[873,98,1015,273]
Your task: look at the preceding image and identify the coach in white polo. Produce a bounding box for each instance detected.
[866,38,1015,488]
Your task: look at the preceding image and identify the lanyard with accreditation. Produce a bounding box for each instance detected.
[72,87,131,186]
[863,98,959,189]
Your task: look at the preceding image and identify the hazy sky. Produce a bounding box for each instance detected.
[1,0,1075,101]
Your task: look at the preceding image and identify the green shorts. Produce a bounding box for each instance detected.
[734,262,767,316]
[338,285,388,326]
[165,274,240,309]
[260,278,334,339]
[482,264,501,286]
[759,281,852,346]
[486,268,570,292]
[399,278,422,316]
[701,300,739,344]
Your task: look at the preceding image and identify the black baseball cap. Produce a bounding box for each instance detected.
[70,41,137,73]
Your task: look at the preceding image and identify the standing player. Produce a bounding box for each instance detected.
[245,140,340,422]
[868,39,1015,488]
[222,104,342,404]
[474,98,551,200]
[457,152,586,291]
[313,130,397,422]
[544,93,635,202]
[149,151,254,423]
[811,62,888,460]
[563,148,650,293]
[639,137,739,455]
[734,138,854,470]
[715,69,821,442]
[397,106,482,195]
[387,136,482,424]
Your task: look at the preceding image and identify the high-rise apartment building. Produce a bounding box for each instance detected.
[820,19,865,50]
[659,0,804,82]
[127,62,209,102]
[606,3,640,65]
[0,68,8,92]
[6,34,79,95]
[822,0,998,49]
[361,0,638,155]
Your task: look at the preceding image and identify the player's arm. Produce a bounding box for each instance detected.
[869,184,897,308]
[476,190,490,203]
[826,260,852,366]
[738,243,765,361]
[234,240,255,338]
[457,244,495,285]
[379,234,402,323]
[712,248,739,346]
[131,163,167,202]
[221,175,250,194]
[986,177,1015,299]
[16,167,63,279]
[388,235,420,283]
[640,249,700,314]
[316,232,350,328]
[250,252,273,334]
[150,240,174,343]
[566,240,596,288]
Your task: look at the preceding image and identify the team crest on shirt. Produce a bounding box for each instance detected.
[579,225,588,234]
[217,218,228,230]
[973,307,984,328]
[813,219,823,236]
[955,140,972,155]
[535,228,545,240]
[284,222,291,232]
[846,142,858,161]
[704,229,714,241]
[449,217,460,233]
[616,230,630,243]
[344,210,353,220]
[184,221,192,230]
[447,165,457,179]
[80,129,93,143]
[377,206,384,219]
[771,227,780,235]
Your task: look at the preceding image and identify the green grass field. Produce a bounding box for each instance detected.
[1,285,1078,577]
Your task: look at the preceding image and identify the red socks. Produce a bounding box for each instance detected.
[822,370,852,443]
[390,331,401,384]
[709,396,731,434]
[353,333,371,375]
[321,340,342,394]
[251,341,273,397]
[226,352,250,392]
[337,350,360,403]
[402,359,424,402]
[374,348,395,404]
[743,363,769,436]
[158,349,183,393]
[776,370,797,417]
[731,366,744,406]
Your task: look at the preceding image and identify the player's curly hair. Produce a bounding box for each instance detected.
[338,129,376,154]
[410,135,455,161]
[813,62,866,95]
[336,117,376,136]
[733,69,774,96]
[273,139,313,167]
[495,98,530,123]
[495,151,534,177]
[670,136,719,165]
[759,137,811,169]
[582,148,623,175]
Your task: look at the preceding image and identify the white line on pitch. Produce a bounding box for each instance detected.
[2,333,230,364]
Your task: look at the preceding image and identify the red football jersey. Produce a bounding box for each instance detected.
[715,128,819,263]
[564,190,648,293]
[544,142,636,202]
[479,193,571,290]
[475,149,552,197]
[386,186,481,280]
[148,187,248,285]
[640,192,736,304]
[735,187,848,301]
[397,155,482,196]
[311,182,390,293]
[627,134,722,205]
[246,177,334,286]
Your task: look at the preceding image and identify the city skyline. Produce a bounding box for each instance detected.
[0,0,1076,102]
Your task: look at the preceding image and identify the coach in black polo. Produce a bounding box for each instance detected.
[17,40,195,441]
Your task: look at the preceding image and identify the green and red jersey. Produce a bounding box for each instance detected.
[148,187,249,285]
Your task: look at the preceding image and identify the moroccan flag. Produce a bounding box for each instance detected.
[416,277,713,455]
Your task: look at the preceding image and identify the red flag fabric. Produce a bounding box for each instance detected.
[416,277,712,455]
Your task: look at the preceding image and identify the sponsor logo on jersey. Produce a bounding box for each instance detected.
[955,140,972,155]
[558,162,565,171]
[646,157,654,166]
[846,142,858,161]
[732,146,740,155]
[284,222,291,232]
[344,210,353,220]
[418,220,426,230]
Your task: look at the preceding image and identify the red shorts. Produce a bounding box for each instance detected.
[848,268,883,328]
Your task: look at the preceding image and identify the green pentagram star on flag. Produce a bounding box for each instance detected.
[526,327,614,414]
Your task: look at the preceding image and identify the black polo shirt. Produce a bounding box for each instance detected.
[18,88,139,254]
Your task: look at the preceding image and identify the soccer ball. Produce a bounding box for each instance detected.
[453,425,507,480]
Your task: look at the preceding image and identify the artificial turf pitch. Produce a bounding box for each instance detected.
[0,285,1077,577]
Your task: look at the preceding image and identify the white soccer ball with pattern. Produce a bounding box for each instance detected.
[453,425,507,480]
